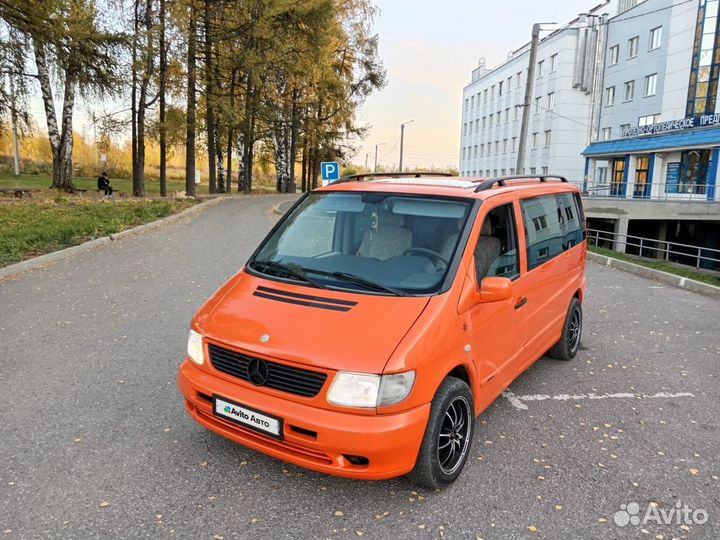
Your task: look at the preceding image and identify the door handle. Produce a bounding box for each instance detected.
[514,297,527,310]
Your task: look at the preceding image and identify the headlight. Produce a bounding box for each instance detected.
[187,329,204,365]
[327,371,415,408]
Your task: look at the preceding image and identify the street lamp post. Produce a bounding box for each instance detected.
[374,143,385,173]
[399,120,414,172]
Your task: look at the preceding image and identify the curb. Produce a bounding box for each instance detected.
[0,196,230,281]
[271,200,296,216]
[587,251,720,299]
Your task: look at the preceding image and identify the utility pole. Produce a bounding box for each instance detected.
[365,153,369,171]
[374,142,385,172]
[516,23,541,175]
[399,120,414,172]
[9,75,20,176]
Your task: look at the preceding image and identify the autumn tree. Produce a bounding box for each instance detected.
[0,0,125,191]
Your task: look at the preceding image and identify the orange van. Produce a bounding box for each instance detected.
[178,174,587,488]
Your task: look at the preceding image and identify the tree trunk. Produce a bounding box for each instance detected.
[159,0,167,197]
[204,0,216,194]
[289,89,299,193]
[185,0,197,197]
[301,134,308,192]
[33,40,75,191]
[131,0,139,194]
[134,0,154,198]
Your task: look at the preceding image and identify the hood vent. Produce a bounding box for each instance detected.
[253,285,357,312]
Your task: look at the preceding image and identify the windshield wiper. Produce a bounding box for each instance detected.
[304,268,409,297]
[248,260,328,289]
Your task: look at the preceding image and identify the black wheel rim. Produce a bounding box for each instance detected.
[437,396,472,475]
[568,309,581,352]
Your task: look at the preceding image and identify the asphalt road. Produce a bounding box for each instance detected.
[1,195,718,540]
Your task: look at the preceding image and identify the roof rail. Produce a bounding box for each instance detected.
[474,174,568,193]
[332,172,456,184]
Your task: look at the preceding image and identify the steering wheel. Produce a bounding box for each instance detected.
[403,247,449,271]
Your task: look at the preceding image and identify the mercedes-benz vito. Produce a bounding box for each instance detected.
[178,173,587,488]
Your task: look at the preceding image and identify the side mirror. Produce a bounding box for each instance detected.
[479,276,513,302]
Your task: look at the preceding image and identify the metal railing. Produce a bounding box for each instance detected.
[587,228,720,270]
[573,182,717,202]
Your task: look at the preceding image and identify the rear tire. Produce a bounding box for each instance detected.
[408,377,474,489]
[548,297,582,361]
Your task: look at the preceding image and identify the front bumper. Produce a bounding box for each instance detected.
[178,359,430,480]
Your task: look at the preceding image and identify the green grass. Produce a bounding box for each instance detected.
[0,198,197,266]
[0,173,188,195]
[589,245,720,287]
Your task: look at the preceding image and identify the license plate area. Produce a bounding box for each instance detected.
[213,395,284,440]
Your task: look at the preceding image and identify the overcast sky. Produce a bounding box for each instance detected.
[355,0,607,170]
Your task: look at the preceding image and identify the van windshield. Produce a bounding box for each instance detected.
[250,192,473,295]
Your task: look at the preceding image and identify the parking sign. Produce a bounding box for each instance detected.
[321,162,340,185]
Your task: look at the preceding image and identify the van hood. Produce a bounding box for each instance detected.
[194,272,430,373]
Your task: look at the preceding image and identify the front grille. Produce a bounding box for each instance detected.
[208,343,327,398]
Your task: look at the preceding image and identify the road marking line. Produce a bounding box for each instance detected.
[502,391,695,410]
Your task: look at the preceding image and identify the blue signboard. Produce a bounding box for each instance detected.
[321,162,340,185]
[665,162,680,194]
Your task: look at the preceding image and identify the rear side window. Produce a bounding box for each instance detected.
[521,193,585,270]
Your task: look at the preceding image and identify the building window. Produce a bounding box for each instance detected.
[620,123,631,135]
[535,96,542,113]
[503,138,508,152]
[505,108,510,122]
[473,145,478,158]
[550,54,558,72]
[510,168,516,175]
[497,111,502,125]
[644,73,657,96]
[516,71,522,88]
[649,26,662,51]
[482,116,486,129]
[602,127,612,140]
[474,119,479,132]
[480,143,484,156]
[544,130,551,147]
[638,113,661,126]
[483,89,488,102]
[489,113,493,125]
[498,81,503,96]
[686,0,720,116]
[530,167,537,175]
[465,98,469,111]
[537,60,544,77]
[624,80,635,101]
[512,137,517,151]
[495,141,499,154]
[547,92,555,110]
[606,86,616,106]
[532,132,538,148]
[609,45,619,65]
[507,76,512,89]
[491,85,495,98]
[470,96,475,109]
[541,166,549,175]
[462,147,466,160]
[514,105,519,120]
[501,169,506,176]
[628,36,639,58]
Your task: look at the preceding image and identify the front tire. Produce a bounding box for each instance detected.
[408,377,475,489]
[549,297,583,361]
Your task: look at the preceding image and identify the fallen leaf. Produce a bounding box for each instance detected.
[690,468,700,476]
[199,461,208,468]
[528,525,538,532]
[334,511,345,517]
[212,535,223,540]
[99,501,110,508]
[598,517,607,523]
[554,505,563,511]
[355,531,364,537]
